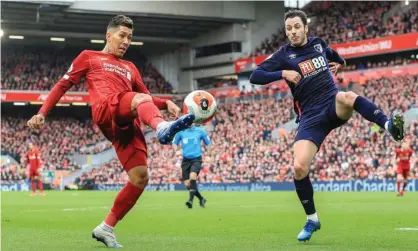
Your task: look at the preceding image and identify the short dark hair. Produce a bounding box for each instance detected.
[284,9,308,26]
[107,15,133,31]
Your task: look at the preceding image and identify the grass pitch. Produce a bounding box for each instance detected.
[2,191,417,251]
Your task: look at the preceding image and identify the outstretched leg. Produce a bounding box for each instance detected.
[335,91,404,141]
[127,93,195,144]
[293,140,321,242]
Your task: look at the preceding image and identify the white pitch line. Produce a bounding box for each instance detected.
[22,203,283,213]
[395,228,418,231]
[62,206,109,211]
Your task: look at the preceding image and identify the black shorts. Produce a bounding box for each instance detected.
[181,156,202,181]
[294,93,348,149]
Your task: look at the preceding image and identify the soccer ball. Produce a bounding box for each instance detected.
[183,90,217,124]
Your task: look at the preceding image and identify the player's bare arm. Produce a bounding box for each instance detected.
[329,62,344,75]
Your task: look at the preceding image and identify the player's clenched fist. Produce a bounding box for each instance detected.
[283,70,302,84]
[329,62,343,76]
[27,114,45,130]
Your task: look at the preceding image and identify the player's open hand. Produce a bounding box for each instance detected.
[283,70,302,84]
[166,100,181,119]
[27,114,45,130]
[329,62,343,76]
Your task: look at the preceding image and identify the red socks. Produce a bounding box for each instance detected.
[38,180,43,193]
[104,182,144,227]
[136,100,165,131]
[31,180,44,194]
[31,180,36,193]
[397,181,401,192]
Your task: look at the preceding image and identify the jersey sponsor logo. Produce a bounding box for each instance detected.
[103,62,132,81]
[298,56,327,77]
[314,44,323,53]
[298,60,315,75]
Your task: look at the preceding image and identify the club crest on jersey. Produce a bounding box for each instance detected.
[314,44,323,53]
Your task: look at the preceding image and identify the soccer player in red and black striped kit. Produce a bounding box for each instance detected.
[27,15,194,248]
[26,142,44,196]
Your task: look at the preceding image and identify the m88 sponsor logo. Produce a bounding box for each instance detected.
[298,56,328,77]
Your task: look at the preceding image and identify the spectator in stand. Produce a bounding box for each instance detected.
[1,117,111,172]
[1,45,173,94]
[252,2,416,56]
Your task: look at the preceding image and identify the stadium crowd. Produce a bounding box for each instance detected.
[344,58,418,72]
[1,164,27,184]
[1,116,111,173]
[72,74,417,187]
[1,45,173,93]
[2,74,416,185]
[252,2,417,56]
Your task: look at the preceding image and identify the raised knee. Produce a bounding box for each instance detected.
[131,93,152,107]
[345,91,358,105]
[189,172,197,180]
[293,161,309,179]
[130,93,152,116]
[337,91,358,107]
[345,91,357,100]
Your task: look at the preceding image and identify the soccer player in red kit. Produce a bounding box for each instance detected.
[395,141,413,196]
[26,142,44,196]
[27,15,195,248]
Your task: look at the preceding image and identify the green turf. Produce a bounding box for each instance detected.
[1,191,417,251]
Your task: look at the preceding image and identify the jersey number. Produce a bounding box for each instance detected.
[311,56,326,68]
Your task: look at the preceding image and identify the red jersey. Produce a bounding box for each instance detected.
[38,50,168,149]
[26,148,41,170]
[396,148,413,169]
[39,50,167,117]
